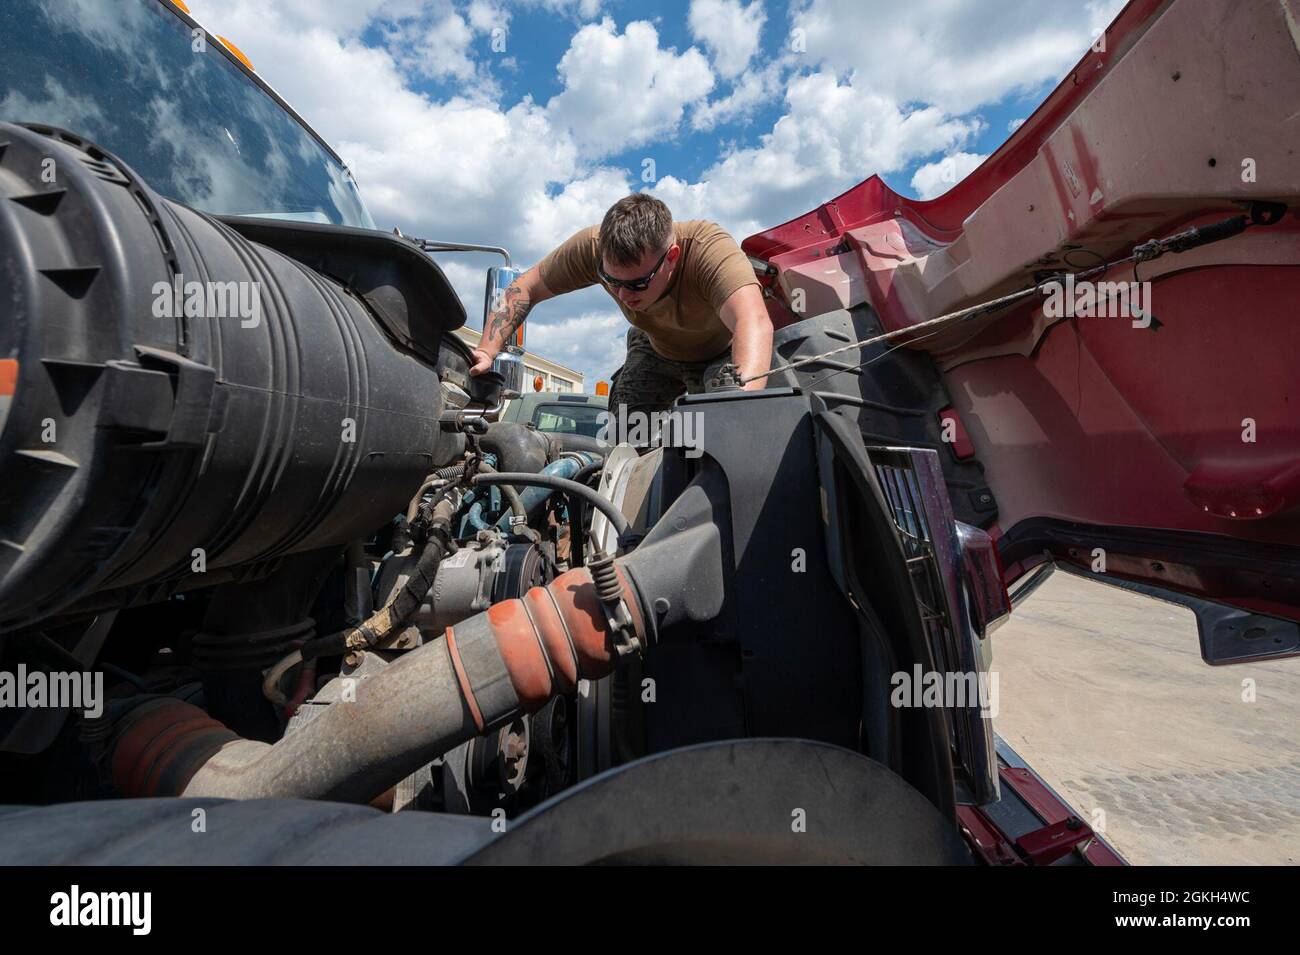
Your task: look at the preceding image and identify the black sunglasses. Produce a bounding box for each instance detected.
[597,247,670,293]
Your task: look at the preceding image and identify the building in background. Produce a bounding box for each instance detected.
[452,326,585,394]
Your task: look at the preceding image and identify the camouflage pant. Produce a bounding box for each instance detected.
[607,327,733,419]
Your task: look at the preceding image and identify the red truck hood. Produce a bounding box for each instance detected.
[743,0,1300,636]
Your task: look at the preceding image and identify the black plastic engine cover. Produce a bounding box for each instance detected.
[638,389,865,752]
[768,306,998,528]
[0,123,459,630]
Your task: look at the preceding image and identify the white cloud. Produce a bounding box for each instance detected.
[373,1,512,94]
[517,167,630,254]
[790,0,1128,114]
[691,60,785,131]
[655,0,1127,242]
[401,12,478,82]
[689,0,766,79]
[256,0,431,35]
[656,70,982,240]
[467,0,508,33]
[546,18,715,157]
[525,309,629,382]
[517,0,604,19]
[182,2,583,240]
[910,151,988,199]
[1007,117,1026,133]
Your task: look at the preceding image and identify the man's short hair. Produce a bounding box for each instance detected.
[598,194,673,268]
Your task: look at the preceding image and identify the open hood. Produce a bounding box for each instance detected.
[743,0,1300,658]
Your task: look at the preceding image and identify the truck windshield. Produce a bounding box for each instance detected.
[0,0,376,229]
[533,404,607,437]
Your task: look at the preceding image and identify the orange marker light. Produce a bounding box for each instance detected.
[0,359,18,397]
[533,375,544,392]
[594,380,609,396]
[218,36,254,71]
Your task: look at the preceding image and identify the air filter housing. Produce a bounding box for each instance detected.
[0,123,462,631]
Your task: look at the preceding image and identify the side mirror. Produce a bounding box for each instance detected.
[484,265,525,398]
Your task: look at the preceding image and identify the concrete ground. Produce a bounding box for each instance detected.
[991,571,1300,865]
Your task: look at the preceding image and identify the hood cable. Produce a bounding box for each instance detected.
[740,200,1288,389]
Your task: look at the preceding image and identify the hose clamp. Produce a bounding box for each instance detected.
[588,555,642,658]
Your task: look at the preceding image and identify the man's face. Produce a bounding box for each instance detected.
[600,243,680,311]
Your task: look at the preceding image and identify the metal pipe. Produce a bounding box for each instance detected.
[472,472,632,545]
[409,237,512,267]
[106,562,647,803]
[105,473,730,805]
[477,461,527,524]
[493,452,600,530]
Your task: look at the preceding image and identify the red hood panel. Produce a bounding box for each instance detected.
[745,0,1300,624]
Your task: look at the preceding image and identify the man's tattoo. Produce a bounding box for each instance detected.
[484,283,532,349]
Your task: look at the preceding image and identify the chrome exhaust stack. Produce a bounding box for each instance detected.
[485,264,526,398]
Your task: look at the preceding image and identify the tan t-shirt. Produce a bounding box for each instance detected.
[536,219,758,362]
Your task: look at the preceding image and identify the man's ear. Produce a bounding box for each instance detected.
[667,243,682,264]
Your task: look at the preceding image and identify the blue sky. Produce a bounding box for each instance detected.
[184,0,1125,387]
[379,0,1046,189]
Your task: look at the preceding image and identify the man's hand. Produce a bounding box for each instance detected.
[469,347,496,376]
[718,283,774,390]
[470,266,554,375]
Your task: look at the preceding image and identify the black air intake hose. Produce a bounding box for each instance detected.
[478,421,552,473]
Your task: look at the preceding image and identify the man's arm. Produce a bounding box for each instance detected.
[717,283,773,390]
[470,266,555,375]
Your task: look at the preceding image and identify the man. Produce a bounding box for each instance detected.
[468,194,772,418]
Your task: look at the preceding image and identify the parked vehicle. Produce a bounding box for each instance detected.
[500,392,609,438]
[0,0,1293,865]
